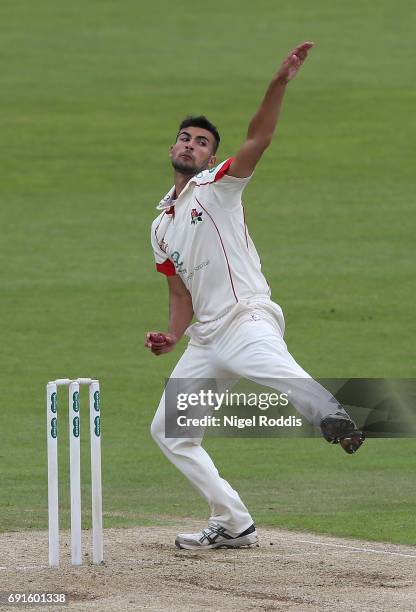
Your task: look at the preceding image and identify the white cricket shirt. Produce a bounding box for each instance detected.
[151,158,283,342]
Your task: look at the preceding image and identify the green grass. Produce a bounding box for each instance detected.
[1,0,415,545]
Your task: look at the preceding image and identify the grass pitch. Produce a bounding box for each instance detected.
[1,0,415,545]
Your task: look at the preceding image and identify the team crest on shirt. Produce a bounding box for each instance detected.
[190,208,203,224]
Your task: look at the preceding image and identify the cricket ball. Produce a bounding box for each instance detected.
[149,333,166,344]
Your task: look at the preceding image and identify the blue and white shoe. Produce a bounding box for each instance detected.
[175,522,259,550]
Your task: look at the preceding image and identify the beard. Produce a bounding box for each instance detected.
[171,155,208,176]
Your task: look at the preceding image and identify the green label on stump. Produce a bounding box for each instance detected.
[73,416,80,437]
[51,417,57,438]
[94,415,101,437]
[94,391,100,412]
[51,392,57,413]
[73,391,80,412]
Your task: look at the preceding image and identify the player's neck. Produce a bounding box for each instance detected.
[173,171,195,199]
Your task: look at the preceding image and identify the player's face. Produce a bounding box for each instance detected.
[170,127,217,175]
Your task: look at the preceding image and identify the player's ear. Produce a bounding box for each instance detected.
[169,145,173,158]
[208,155,217,169]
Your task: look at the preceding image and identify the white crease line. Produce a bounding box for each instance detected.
[14,565,43,570]
[0,565,51,571]
[209,553,320,561]
[171,550,322,562]
[290,538,416,559]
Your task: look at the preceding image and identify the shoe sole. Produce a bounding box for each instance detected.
[175,533,259,550]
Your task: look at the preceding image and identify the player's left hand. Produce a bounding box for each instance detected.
[276,41,314,83]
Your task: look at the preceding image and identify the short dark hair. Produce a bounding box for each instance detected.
[177,115,220,153]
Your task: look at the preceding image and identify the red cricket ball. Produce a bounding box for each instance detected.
[149,333,166,344]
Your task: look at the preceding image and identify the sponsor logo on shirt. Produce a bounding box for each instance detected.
[159,238,168,253]
[186,259,210,281]
[171,251,187,274]
[191,208,203,224]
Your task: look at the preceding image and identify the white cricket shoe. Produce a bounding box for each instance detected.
[175,522,259,550]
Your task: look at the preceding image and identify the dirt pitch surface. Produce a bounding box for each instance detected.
[0,524,415,611]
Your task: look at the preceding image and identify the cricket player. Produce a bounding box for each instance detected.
[145,42,364,550]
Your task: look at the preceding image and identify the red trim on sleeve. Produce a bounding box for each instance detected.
[214,157,235,182]
[156,259,176,276]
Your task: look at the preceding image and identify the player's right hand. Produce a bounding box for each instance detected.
[144,332,177,356]
[276,41,314,83]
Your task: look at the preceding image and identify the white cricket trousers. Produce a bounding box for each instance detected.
[150,305,344,535]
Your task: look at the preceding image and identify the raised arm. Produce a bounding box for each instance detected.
[228,41,314,179]
[145,275,194,356]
